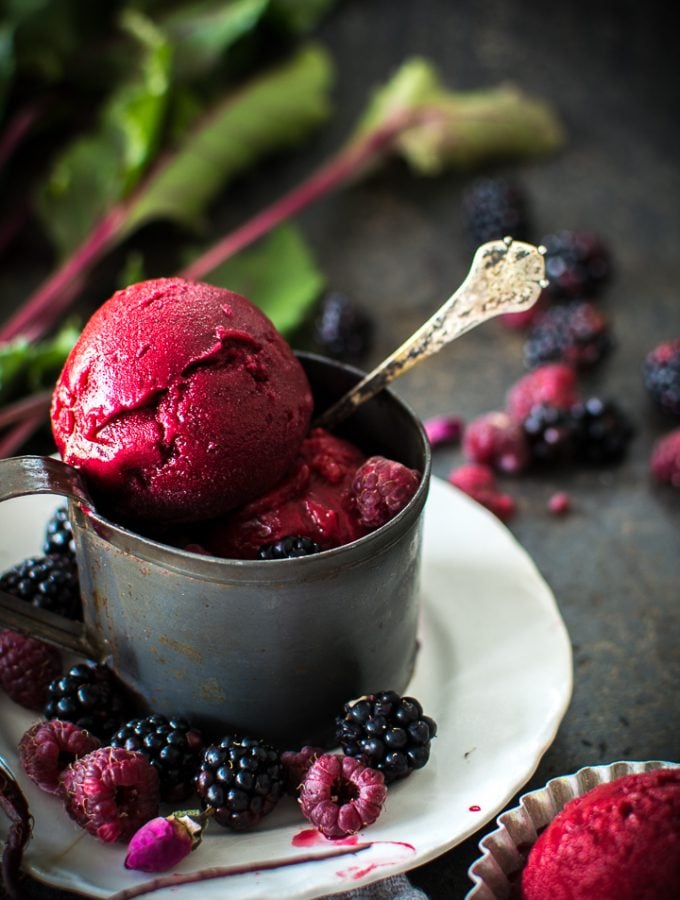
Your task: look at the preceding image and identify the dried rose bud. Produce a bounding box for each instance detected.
[125,812,206,873]
[424,415,464,448]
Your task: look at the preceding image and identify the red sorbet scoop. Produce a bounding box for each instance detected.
[51,278,313,524]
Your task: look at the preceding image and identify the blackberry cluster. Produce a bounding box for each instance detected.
[524,301,611,370]
[461,177,531,246]
[111,714,203,801]
[541,230,611,300]
[195,735,285,830]
[43,506,76,556]
[44,661,130,740]
[335,690,437,784]
[522,404,576,464]
[0,553,81,620]
[257,536,322,559]
[571,398,634,464]
[314,292,374,362]
[643,339,680,417]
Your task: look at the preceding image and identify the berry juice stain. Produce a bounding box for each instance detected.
[469,804,481,812]
[292,829,359,848]
[336,841,416,881]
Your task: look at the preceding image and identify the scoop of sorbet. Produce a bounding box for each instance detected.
[51,278,313,524]
[521,767,680,900]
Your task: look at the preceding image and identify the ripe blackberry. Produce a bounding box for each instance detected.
[643,339,680,417]
[0,553,81,620]
[0,629,62,711]
[335,690,437,784]
[522,404,576,463]
[523,301,612,370]
[541,229,611,300]
[43,505,75,555]
[570,397,634,464]
[20,719,100,795]
[351,456,420,529]
[314,292,374,362]
[111,714,204,802]
[195,734,285,831]
[257,535,322,560]
[461,177,531,246]
[44,660,131,741]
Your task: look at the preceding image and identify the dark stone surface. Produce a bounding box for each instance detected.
[1,1,678,898]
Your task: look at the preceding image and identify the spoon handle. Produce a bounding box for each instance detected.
[313,237,547,431]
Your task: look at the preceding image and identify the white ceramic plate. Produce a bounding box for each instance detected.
[0,476,572,899]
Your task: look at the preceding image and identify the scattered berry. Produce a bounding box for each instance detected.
[522,404,576,464]
[195,735,285,831]
[0,630,62,711]
[257,536,322,560]
[424,414,463,448]
[43,506,76,556]
[335,690,437,784]
[506,363,580,422]
[314,292,374,362]
[111,715,204,802]
[524,301,612,370]
[298,753,386,840]
[281,745,325,796]
[19,720,100,795]
[643,338,680,417]
[650,428,680,488]
[461,177,531,246]
[351,456,420,529]
[448,463,516,522]
[548,492,572,516]
[570,397,634,464]
[0,553,81,620]
[62,747,160,844]
[44,661,131,741]
[125,812,203,873]
[463,411,530,474]
[540,230,611,300]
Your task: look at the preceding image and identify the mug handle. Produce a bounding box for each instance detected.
[0,456,99,658]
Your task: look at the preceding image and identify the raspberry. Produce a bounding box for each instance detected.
[524,301,612,369]
[570,397,634,464]
[195,735,285,831]
[548,492,572,515]
[500,288,549,331]
[540,229,612,300]
[463,411,530,474]
[0,630,62,711]
[43,506,76,556]
[0,553,81,620]
[650,428,680,488]
[506,363,580,422]
[461,177,531,247]
[62,747,160,843]
[314,292,374,362]
[335,690,437,784]
[424,414,463,448]
[643,338,680,417]
[281,745,325,796]
[448,464,516,522]
[44,660,131,740]
[351,456,420,529]
[19,720,100,796]
[257,536,322,559]
[522,404,576,464]
[298,753,386,839]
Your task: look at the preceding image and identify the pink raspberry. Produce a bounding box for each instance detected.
[506,363,580,422]
[548,491,572,515]
[281,745,325,796]
[650,428,680,488]
[19,720,100,796]
[448,463,516,522]
[0,629,62,711]
[463,411,530,474]
[351,456,420,529]
[62,747,160,843]
[424,414,463,448]
[298,753,386,840]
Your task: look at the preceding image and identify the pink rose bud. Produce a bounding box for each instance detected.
[125,812,204,873]
[424,415,463,448]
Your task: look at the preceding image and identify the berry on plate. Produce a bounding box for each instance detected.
[0,630,62,711]
[19,720,100,795]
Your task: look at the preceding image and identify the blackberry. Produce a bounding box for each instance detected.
[643,339,680,417]
[43,506,75,555]
[523,301,612,370]
[570,397,634,464]
[257,535,322,560]
[0,553,81,620]
[461,177,531,247]
[195,734,285,831]
[44,661,131,741]
[111,714,204,802]
[314,292,374,362]
[335,690,437,784]
[522,404,576,463]
[541,229,611,300]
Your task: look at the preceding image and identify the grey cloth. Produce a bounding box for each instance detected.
[323,874,428,899]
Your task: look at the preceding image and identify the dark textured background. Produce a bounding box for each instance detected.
[1,0,678,897]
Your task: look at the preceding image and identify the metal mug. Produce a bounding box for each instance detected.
[0,354,431,748]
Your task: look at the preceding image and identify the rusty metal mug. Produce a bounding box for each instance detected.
[0,354,431,748]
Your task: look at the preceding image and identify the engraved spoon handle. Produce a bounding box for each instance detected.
[313,237,546,431]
